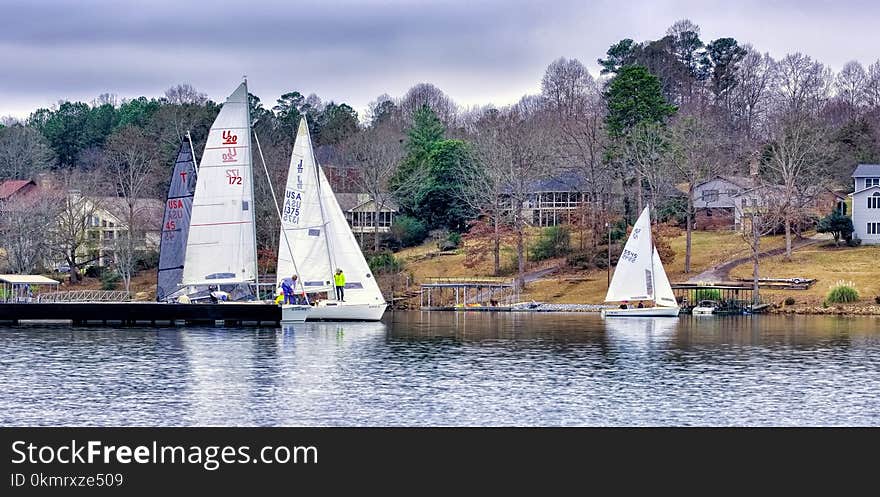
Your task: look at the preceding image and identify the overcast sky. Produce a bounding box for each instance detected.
[1,0,878,119]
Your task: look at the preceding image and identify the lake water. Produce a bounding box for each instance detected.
[1,312,879,426]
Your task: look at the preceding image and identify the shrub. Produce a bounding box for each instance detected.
[135,250,160,270]
[529,225,571,261]
[846,235,862,247]
[100,271,121,290]
[826,280,859,304]
[368,251,403,274]
[447,232,462,248]
[784,296,796,306]
[817,210,854,246]
[391,215,428,248]
[692,288,721,302]
[84,265,104,278]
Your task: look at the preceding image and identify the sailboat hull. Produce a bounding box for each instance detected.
[306,302,387,321]
[281,304,311,322]
[601,306,680,317]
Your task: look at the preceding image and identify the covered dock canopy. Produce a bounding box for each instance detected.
[0,274,61,302]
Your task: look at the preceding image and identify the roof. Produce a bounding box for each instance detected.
[0,180,36,201]
[850,184,880,197]
[94,197,165,229]
[335,193,398,212]
[525,171,591,193]
[852,164,880,177]
[0,274,60,285]
[693,175,757,190]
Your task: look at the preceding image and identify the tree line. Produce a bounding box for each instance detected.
[2,19,880,294]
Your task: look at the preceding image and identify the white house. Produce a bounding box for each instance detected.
[850,164,880,244]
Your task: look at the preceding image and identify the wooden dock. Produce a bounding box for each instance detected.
[0,302,281,326]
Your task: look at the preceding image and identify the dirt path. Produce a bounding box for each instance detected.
[686,234,829,283]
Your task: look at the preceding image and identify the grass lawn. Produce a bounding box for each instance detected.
[728,243,880,305]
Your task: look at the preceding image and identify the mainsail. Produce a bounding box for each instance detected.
[182,82,257,286]
[156,140,197,301]
[276,117,385,305]
[605,206,672,304]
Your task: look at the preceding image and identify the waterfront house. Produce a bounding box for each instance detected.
[519,171,594,227]
[335,193,398,236]
[81,195,164,267]
[850,163,880,244]
[688,176,759,230]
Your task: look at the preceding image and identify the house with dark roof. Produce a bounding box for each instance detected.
[335,193,398,235]
[519,171,593,227]
[688,175,758,230]
[850,164,880,244]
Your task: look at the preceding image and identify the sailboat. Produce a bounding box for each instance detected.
[180,81,259,300]
[276,117,387,321]
[156,136,198,302]
[601,206,680,317]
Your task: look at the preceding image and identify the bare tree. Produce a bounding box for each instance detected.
[50,171,103,284]
[775,53,832,116]
[340,122,405,252]
[739,203,784,305]
[399,83,457,127]
[865,60,880,110]
[764,111,836,260]
[731,47,776,141]
[469,104,552,287]
[835,61,868,120]
[103,127,162,293]
[0,125,56,180]
[625,122,672,217]
[540,58,612,248]
[0,192,59,273]
[668,113,724,273]
[164,84,207,106]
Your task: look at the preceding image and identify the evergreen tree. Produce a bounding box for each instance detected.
[415,139,478,232]
[392,105,445,212]
[604,65,677,137]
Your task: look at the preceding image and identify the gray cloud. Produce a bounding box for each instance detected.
[1,0,878,118]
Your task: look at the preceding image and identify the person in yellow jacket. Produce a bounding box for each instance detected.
[334,268,346,302]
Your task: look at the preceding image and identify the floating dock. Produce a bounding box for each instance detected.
[0,302,281,326]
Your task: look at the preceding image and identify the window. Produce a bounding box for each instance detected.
[702,189,719,202]
[92,216,100,227]
[868,193,880,209]
[102,220,107,227]
[727,189,739,196]
[868,223,880,235]
[105,231,115,240]
[866,178,880,188]
[741,198,748,208]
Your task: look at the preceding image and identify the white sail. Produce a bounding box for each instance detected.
[182,82,256,285]
[605,207,656,303]
[276,119,333,292]
[652,247,678,307]
[277,117,385,306]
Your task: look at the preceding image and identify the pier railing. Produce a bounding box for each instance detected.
[36,290,131,303]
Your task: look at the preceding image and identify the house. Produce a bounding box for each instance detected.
[688,176,758,230]
[689,175,844,231]
[850,164,880,244]
[73,193,164,267]
[335,193,398,235]
[521,172,594,227]
[0,179,39,205]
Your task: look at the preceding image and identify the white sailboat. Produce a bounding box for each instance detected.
[276,117,387,321]
[601,206,680,317]
[180,81,259,300]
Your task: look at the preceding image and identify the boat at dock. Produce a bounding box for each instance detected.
[179,81,260,302]
[156,135,198,302]
[276,117,386,321]
[601,206,680,318]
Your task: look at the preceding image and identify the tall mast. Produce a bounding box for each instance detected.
[186,130,199,172]
[647,205,656,304]
[244,77,260,295]
[253,128,310,304]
